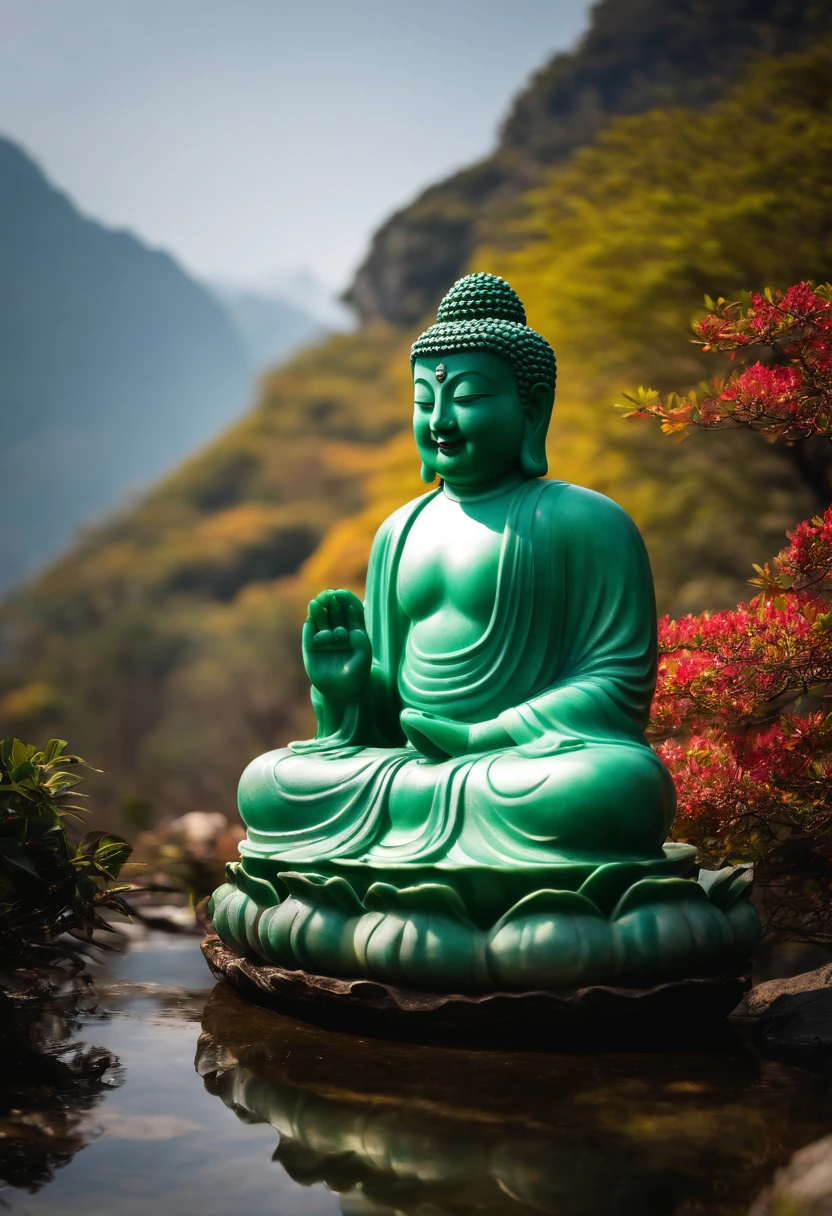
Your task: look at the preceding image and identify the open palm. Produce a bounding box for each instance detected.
[302,588,371,701]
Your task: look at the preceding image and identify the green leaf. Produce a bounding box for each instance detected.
[2,782,39,803]
[0,839,42,879]
[41,739,68,763]
[10,760,36,783]
[9,740,34,770]
[57,806,88,824]
[75,831,133,880]
[100,895,133,920]
[44,771,83,790]
[73,873,99,905]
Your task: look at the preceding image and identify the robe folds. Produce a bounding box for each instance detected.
[239,478,677,869]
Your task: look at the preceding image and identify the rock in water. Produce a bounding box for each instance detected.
[747,963,832,1017]
[754,988,832,1075]
[749,1134,832,1216]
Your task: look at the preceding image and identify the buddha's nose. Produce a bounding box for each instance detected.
[430,401,458,435]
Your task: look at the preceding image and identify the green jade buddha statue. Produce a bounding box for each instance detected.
[211,274,759,994]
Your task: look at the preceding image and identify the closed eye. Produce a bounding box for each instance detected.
[414,399,434,410]
[453,393,489,404]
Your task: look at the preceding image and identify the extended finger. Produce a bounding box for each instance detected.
[335,589,360,628]
[309,599,329,632]
[327,593,345,630]
[344,597,366,632]
[335,587,362,610]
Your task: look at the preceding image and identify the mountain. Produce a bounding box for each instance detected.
[209,284,326,371]
[0,137,253,587]
[346,0,831,326]
[256,268,354,332]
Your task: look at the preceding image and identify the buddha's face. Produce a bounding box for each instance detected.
[412,351,526,487]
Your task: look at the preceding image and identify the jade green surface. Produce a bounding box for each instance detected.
[212,275,760,991]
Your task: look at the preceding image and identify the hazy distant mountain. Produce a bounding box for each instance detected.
[210,267,354,371]
[0,136,253,588]
[254,268,354,332]
[210,284,325,371]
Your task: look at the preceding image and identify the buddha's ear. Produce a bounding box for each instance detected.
[520,382,553,478]
[420,461,437,484]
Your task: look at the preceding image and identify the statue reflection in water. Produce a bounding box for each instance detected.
[195,985,831,1216]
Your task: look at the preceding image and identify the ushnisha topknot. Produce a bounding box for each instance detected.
[410,273,556,405]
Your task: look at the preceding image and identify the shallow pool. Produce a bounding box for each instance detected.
[3,932,831,1215]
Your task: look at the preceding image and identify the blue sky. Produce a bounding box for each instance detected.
[0,0,592,290]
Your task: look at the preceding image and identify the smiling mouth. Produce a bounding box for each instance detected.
[436,438,464,452]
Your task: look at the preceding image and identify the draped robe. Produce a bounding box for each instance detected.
[239,479,676,869]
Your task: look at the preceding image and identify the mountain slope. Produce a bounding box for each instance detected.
[0,137,253,586]
[347,0,830,326]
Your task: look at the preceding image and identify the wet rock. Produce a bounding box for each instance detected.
[754,988,832,1075]
[749,1134,832,1215]
[747,963,832,1017]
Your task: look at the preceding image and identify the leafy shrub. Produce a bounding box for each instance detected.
[0,737,134,972]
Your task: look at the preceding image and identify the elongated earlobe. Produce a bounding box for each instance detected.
[520,381,553,478]
[520,427,548,478]
[420,461,437,484]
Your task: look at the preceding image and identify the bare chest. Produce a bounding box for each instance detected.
[396,496,506,651]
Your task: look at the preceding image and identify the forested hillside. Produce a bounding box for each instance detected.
[347,0,829,326]
[0,137,252,586]
[1,0,830,827]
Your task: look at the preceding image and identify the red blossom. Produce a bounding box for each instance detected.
[718,362,803,422]
[652,593,832,737]
[630,281,832,940]
[754,504,832,596]
[619,281,832,441]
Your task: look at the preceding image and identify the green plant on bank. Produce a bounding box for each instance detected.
[0,737,134,974]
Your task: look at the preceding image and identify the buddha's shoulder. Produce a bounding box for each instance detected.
[372,490,439,547]
[533,480,641,537]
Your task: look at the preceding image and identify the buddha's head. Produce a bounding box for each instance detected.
[410,274,556,487]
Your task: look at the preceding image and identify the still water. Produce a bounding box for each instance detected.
[4,932,831,1216]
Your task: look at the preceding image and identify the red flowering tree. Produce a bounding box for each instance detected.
[622,283,832,942]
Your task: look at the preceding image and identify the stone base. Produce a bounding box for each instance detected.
[201,933,749,1042]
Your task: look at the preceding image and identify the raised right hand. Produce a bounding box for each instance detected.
[302,588,371,702]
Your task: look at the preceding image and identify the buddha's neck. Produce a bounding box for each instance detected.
[442,469,527,505]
